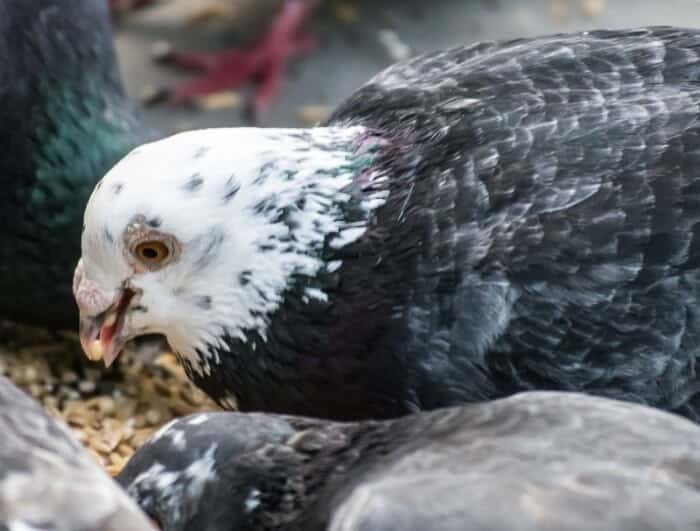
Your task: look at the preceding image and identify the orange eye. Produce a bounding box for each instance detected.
[134,241,170,265]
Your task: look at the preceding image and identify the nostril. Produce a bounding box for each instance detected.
[75,275,114,316]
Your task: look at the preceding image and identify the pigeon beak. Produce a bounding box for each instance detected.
[78,287,139,368]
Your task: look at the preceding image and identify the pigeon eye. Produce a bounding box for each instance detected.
[134,241,170,265]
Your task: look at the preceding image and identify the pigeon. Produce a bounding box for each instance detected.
[75,26,700,421]
[0,374,155,530]
[0,0,157,329]
[151,0,321,118]
[118,391,700,531]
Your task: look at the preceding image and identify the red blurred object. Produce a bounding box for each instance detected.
[157,0,321,120]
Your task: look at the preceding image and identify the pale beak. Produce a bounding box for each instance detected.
[78,287,139,368]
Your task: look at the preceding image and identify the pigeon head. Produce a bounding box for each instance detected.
[116,412,297,531]
[74,127,387,379]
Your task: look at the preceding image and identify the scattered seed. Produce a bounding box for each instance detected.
[195,91,242,111]
[2,321,219,475]
[61,371,78,384]
[117,442,135,458]
[145,409,162,426]
[65,389,80,401]
[130,428,157,447]
[27,383,43,398]
[78,380,97,394]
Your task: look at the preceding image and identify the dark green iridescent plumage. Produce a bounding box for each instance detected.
[0,0,156,328]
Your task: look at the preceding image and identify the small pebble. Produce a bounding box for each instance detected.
[43,395,58,410]
[145,409,162,426]
[23,366,38,383]
[105,464,122,478]
[61,370,78,384]
[133,414,147,429]
[97,397,116,416]
[195,91,242,111]
[27,383,43,398]
[110,451,127,466]
[78,380,97,394]
[59,386,81,401]
[117,442,134,458]
[65,389,80,400]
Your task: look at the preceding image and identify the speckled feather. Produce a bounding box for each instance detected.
[0,375,153,531]
[0,0,154,328]
[80,26,700,421]
[201,27,700,419]
[119,392,700,531]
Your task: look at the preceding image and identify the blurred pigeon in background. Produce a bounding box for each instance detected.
[0,374,155,530]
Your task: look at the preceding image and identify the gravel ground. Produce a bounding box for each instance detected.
[0,322,218,476]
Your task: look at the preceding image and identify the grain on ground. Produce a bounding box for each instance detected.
[0,321,220,476]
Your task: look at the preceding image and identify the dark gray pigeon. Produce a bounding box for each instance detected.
[0,0,157,330]
[75,26,700,421]
[0,374,155,530]
[118,391,700,531]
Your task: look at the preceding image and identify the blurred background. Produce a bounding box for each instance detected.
[116,0,700,133]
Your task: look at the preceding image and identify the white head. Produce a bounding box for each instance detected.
[74,127,387,376]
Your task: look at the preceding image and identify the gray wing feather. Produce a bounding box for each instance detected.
[328,392,700,531]
[0,376,153,531]
[329,27,700,414]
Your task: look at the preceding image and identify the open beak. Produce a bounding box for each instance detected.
[79,288,138,368]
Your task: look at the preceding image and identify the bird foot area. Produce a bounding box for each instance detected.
[149,0,319,120]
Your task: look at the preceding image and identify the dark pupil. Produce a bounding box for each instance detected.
[142,247,159,259]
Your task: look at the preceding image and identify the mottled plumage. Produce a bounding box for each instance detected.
[119,392,700,531]
[0,0,155,328]
[76,27,700,421]
[0,374,154,530]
